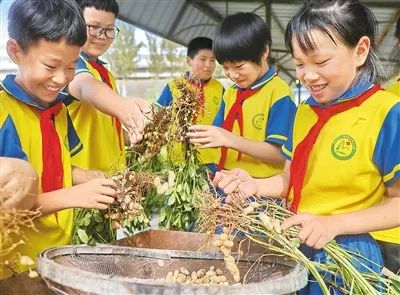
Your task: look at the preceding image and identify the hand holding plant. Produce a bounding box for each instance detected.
[187,125,233,148]
[70,178,116,210]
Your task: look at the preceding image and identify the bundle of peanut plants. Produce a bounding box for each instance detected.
[72,169,154,245]
[125,77,210,231]
[0,186,40,277]
[124,105,175,231]
[196,191,400,294]
[157,78,209,230]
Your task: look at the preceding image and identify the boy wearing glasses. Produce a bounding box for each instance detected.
[67,0,149,172]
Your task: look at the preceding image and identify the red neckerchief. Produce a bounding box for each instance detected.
[39,102,64,193]
[88,60,123,151]
[287,84,381,212]
[189,79,209,122]
[217,87,259,172]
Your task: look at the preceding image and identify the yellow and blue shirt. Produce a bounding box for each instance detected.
[65,52,125,172]
[386,76,400,97]
[213,66,296,178]
[156,74,224,165]
[282,81,400,244]
[0,74,82,277]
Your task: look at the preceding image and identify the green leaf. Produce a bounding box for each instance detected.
[88,238,96,246]
[83,218,91,227]
[77,228,90,244]
[95,223,104,232]
[94,213,103,223]
[165,188,174,195]
[159,210,166,222]
[167,193,176,206]
[176,184,183,192]
[180,191,187,202]
[138,214,144,223]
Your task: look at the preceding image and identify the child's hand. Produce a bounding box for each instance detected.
[282,213,337,249]
[70,178,117,210]
[187,125,232,148]
[0,157,38,210]
[118,97,151,145]
[213,169,258,203]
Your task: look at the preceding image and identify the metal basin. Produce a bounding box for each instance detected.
[37,244,308,295]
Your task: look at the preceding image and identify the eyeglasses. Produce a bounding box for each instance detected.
[86,25,120,39]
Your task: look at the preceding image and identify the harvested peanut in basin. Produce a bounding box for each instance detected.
[165,266,229,286]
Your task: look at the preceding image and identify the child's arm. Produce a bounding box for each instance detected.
[282,179,400,249]
[34,178,117,216]
[71,166,108,185]
[213,161,291,202]
[187,125,285,165]
[68,72,150,144]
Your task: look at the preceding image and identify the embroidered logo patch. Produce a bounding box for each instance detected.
[212,96,220,105]
[252,113,265,130]
[331,135,356,160]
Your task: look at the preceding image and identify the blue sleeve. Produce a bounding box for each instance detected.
[265,96,297,146]
[212,99,226,127]
[281,125,294,161]
[156,84,173,107]
[67,112,83,157]
[75,57,92,76]
[0,115,27,160]
[373,103,400,187]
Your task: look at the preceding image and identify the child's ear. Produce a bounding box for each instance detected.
[6,39,23,64]
[354,36,370,67]
[262,45,270,61]
[186,56,192,67]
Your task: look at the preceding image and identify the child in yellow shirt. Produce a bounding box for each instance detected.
[1,0,117,278]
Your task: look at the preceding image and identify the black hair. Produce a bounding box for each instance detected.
[187,37,213,58]
[285,0,385,83]
[76,0,119,17]
[8,0,87,51]
[396,16,400,41]
[213,12,271,65]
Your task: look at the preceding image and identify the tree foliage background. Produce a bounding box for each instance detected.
[105,20,187,81]
[104,20,144,79]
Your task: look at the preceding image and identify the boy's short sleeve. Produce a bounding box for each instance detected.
[281,126,294,160]
[265,96,296,147]
[75,57,93,76]
[66,112,83,157]
[373,103,400,187]
[212,98,226,127]
[0,114,27,160]
[156,84,173,107]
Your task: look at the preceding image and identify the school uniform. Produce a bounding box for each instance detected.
[65,52,125,171]
[213,66,296,178]
[386,76,400,97]
[0,74,82,278]
[372,76,400,272]
[156,74,224,165]
[282,80,400,293]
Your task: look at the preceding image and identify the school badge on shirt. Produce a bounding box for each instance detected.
[212,96,220,105]
[331,134,356,160]
[252,113,265,130]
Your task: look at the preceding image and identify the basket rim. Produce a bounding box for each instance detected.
[37,245,308,294]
